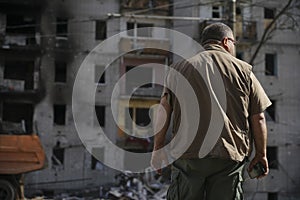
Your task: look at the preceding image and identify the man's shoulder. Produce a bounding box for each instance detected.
[211,49,253,72]
[171,57,195,70]
[233,56,253,71]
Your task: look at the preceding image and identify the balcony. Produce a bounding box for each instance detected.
[121,84,163,99]
[131,86,163,98]
[0,0,43,13]
[0,121,26,134]
[0,14,41,54]
[121,0,170,16]
[55,36,69,49]
[0,35,41,56]
[120,36,170,55]
[0,80,41,102]
[0,59,43,102]
[236,21,257,42]
[1,79,25,92]
[1,33,40,49]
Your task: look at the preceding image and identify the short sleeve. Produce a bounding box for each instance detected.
[249,72,272,115]
[161,69,174,107]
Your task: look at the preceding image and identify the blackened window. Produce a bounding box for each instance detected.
[268,192,278,200]
[267,146,278,169]
[266,100,276,121]
[95,65,106,84]
[98,72,105,84]
[56,18,68,38]
[95,20,107,40]
[265,53,276,76]
[95,105,105,127]
[55,61,67,83]
[52,141,65,168]
[91,148,104,170]
[127,22,134,31]
[2,102,33,134]
[212,6,222,18]
[4,60,34,90]
[53,104,66,125]
[236,7,242,15]
[264,8,275,19]
[6,14,36,34]
[136,108,151,126]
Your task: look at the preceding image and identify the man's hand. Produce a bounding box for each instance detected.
[248,154,269,179]
[151,149,168,175]
[249,112,269,179]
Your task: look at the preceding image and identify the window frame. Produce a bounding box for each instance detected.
[95,20,107,40]
[53,104,66,125]
[55,61,67,83]
[56,18,68,38]
[265,53,277,76]
[212,5,223,19]
[95,65,106,85]
[94,105,106,127]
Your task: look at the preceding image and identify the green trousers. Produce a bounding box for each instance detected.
[167,157,245,200]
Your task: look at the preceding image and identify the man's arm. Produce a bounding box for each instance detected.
[151,95,172,174]
[248,112,269,178]
[153,95,172,150]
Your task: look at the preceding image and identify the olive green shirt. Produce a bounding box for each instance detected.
[163,44,271,162]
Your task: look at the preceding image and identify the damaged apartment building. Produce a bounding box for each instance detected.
[0,0,171,195]
[0,0,299,199]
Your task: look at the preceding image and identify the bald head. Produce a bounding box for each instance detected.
[201,22,233,45]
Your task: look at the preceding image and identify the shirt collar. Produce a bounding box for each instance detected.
[203,43,230,55]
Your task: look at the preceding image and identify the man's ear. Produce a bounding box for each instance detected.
[221,37,230,52]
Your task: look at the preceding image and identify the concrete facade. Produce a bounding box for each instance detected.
[0,0,171,195]
[0,0,121,193]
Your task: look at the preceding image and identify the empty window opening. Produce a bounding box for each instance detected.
[52,141,65,169]
[268,192,278,200]
[236,7,242,15]
[6,14,36,34]
[95,65,106,84]
[91,147,105,170]
[95,20,107,40]
[136,108,151,126]
[212,6,222,18]
[264,8,275,19]
[124,107,152,129]
[267,146,278,169]
[56,18,68,38]
[55,61,67,83]
[2,102,33,134]
[4,60,34,90]
[127,22,153,37]
[265,100,276,121]
[53,104,66,125]
[265,53,277,76]
[122,106,153,152]
[95,105,105,127]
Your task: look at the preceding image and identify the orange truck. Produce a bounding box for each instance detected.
[0,134,46,200]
